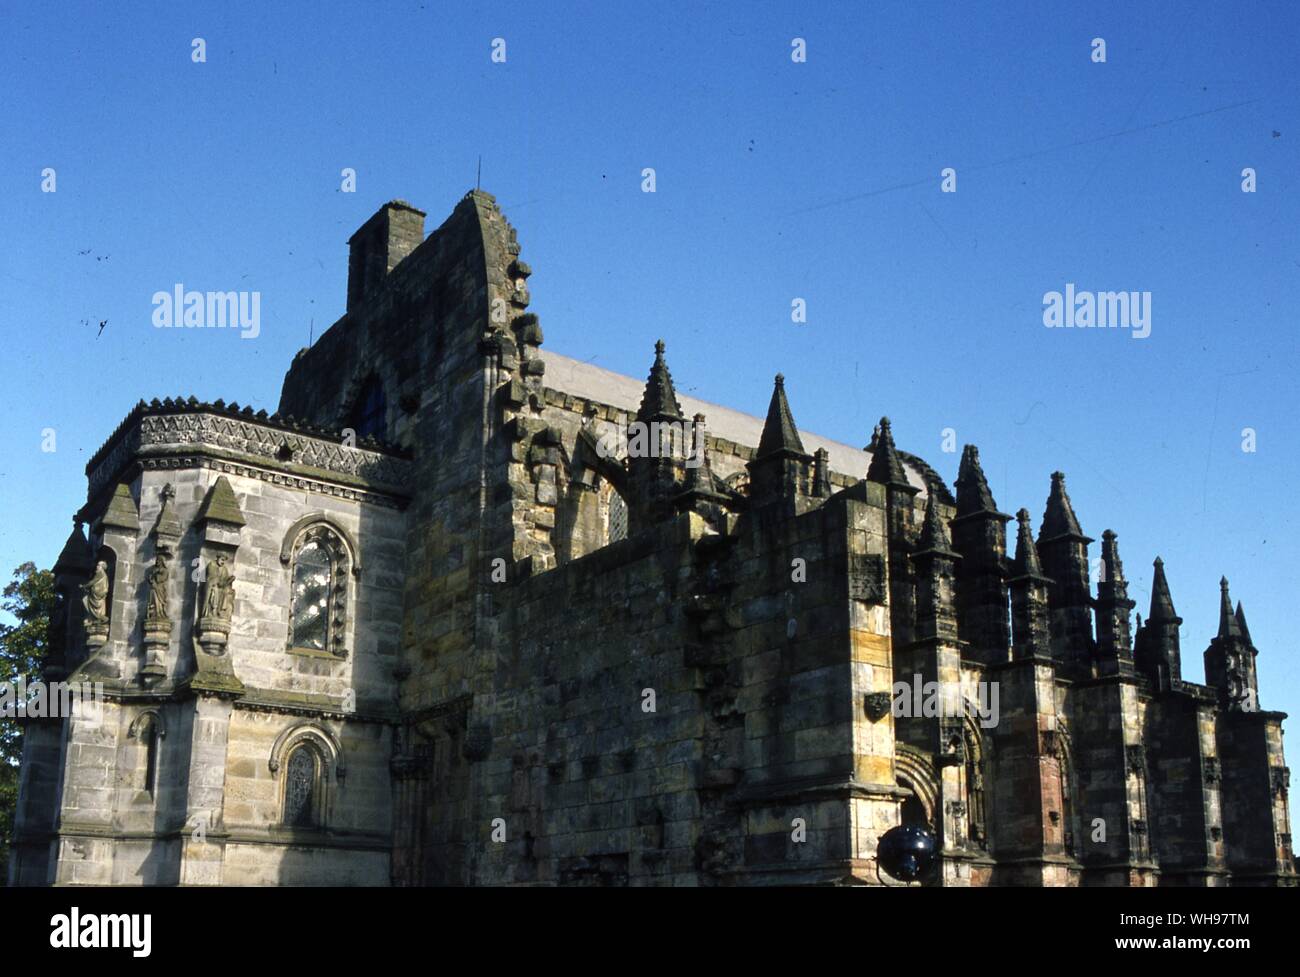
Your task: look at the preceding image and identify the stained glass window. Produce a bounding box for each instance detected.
[285,747,317,827]
[290,542,331,650]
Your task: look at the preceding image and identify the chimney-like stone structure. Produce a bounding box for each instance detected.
[347,200,427,311]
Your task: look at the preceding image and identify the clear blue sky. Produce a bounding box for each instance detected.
[1,4,1296,735]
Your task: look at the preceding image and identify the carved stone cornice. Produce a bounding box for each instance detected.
[87,408,412,502]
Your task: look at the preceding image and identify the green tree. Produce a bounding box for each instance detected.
[0,563,55,876]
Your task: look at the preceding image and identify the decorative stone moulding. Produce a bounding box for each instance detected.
[88,408,413,500]
[141,620,171,683]
[198,618,231,656]
[84,621,110,653]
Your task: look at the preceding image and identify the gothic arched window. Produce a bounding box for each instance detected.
[349,377,387,441]
[286,524,351,657]
[284,745,320,828]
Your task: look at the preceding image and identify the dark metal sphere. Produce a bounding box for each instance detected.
[877,824,938,882]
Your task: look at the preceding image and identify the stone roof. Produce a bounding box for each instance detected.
[538,349,934,496]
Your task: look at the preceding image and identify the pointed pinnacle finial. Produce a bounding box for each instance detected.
[866,416,911,489]
[955,443,999,517]
[917,495,957,557]
[1234,601,1253,645]
[680,413,719,498]
[1041,469,1086,541]
[638,339,683,421]
[1100,529,1125,588]
[1010,508,1046,578]
[1217,577,1242,640]
[1149,556,1178,622]
[755,372,806,459]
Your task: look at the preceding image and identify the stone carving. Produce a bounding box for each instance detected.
[89,411,413,500]
[864,692,892,722]
[142,414,410,485]
[848,553,887,603]
[140,552,172,681]
[200,554,236,624]
[1125,744,1147,777]
[1203,757,1221,785]
[145,555,170,624]
[81,561,111,628]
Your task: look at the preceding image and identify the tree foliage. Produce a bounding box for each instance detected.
[0,562,56,876]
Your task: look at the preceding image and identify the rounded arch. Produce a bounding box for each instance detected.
[128,709,166,740]
[127,709,165,796]
[895,743,940,825]
[960,708,985,765]
[269,720,346,783]
[564,426,632,557]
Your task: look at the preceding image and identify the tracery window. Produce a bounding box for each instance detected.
[284,745,319,828]
[286,524,351,656]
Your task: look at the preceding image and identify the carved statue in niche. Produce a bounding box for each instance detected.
[81,561,110,626]
[145,555,170,624]
[200,554,236,623]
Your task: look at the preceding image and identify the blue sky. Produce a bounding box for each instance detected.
[1,3,1296,737]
